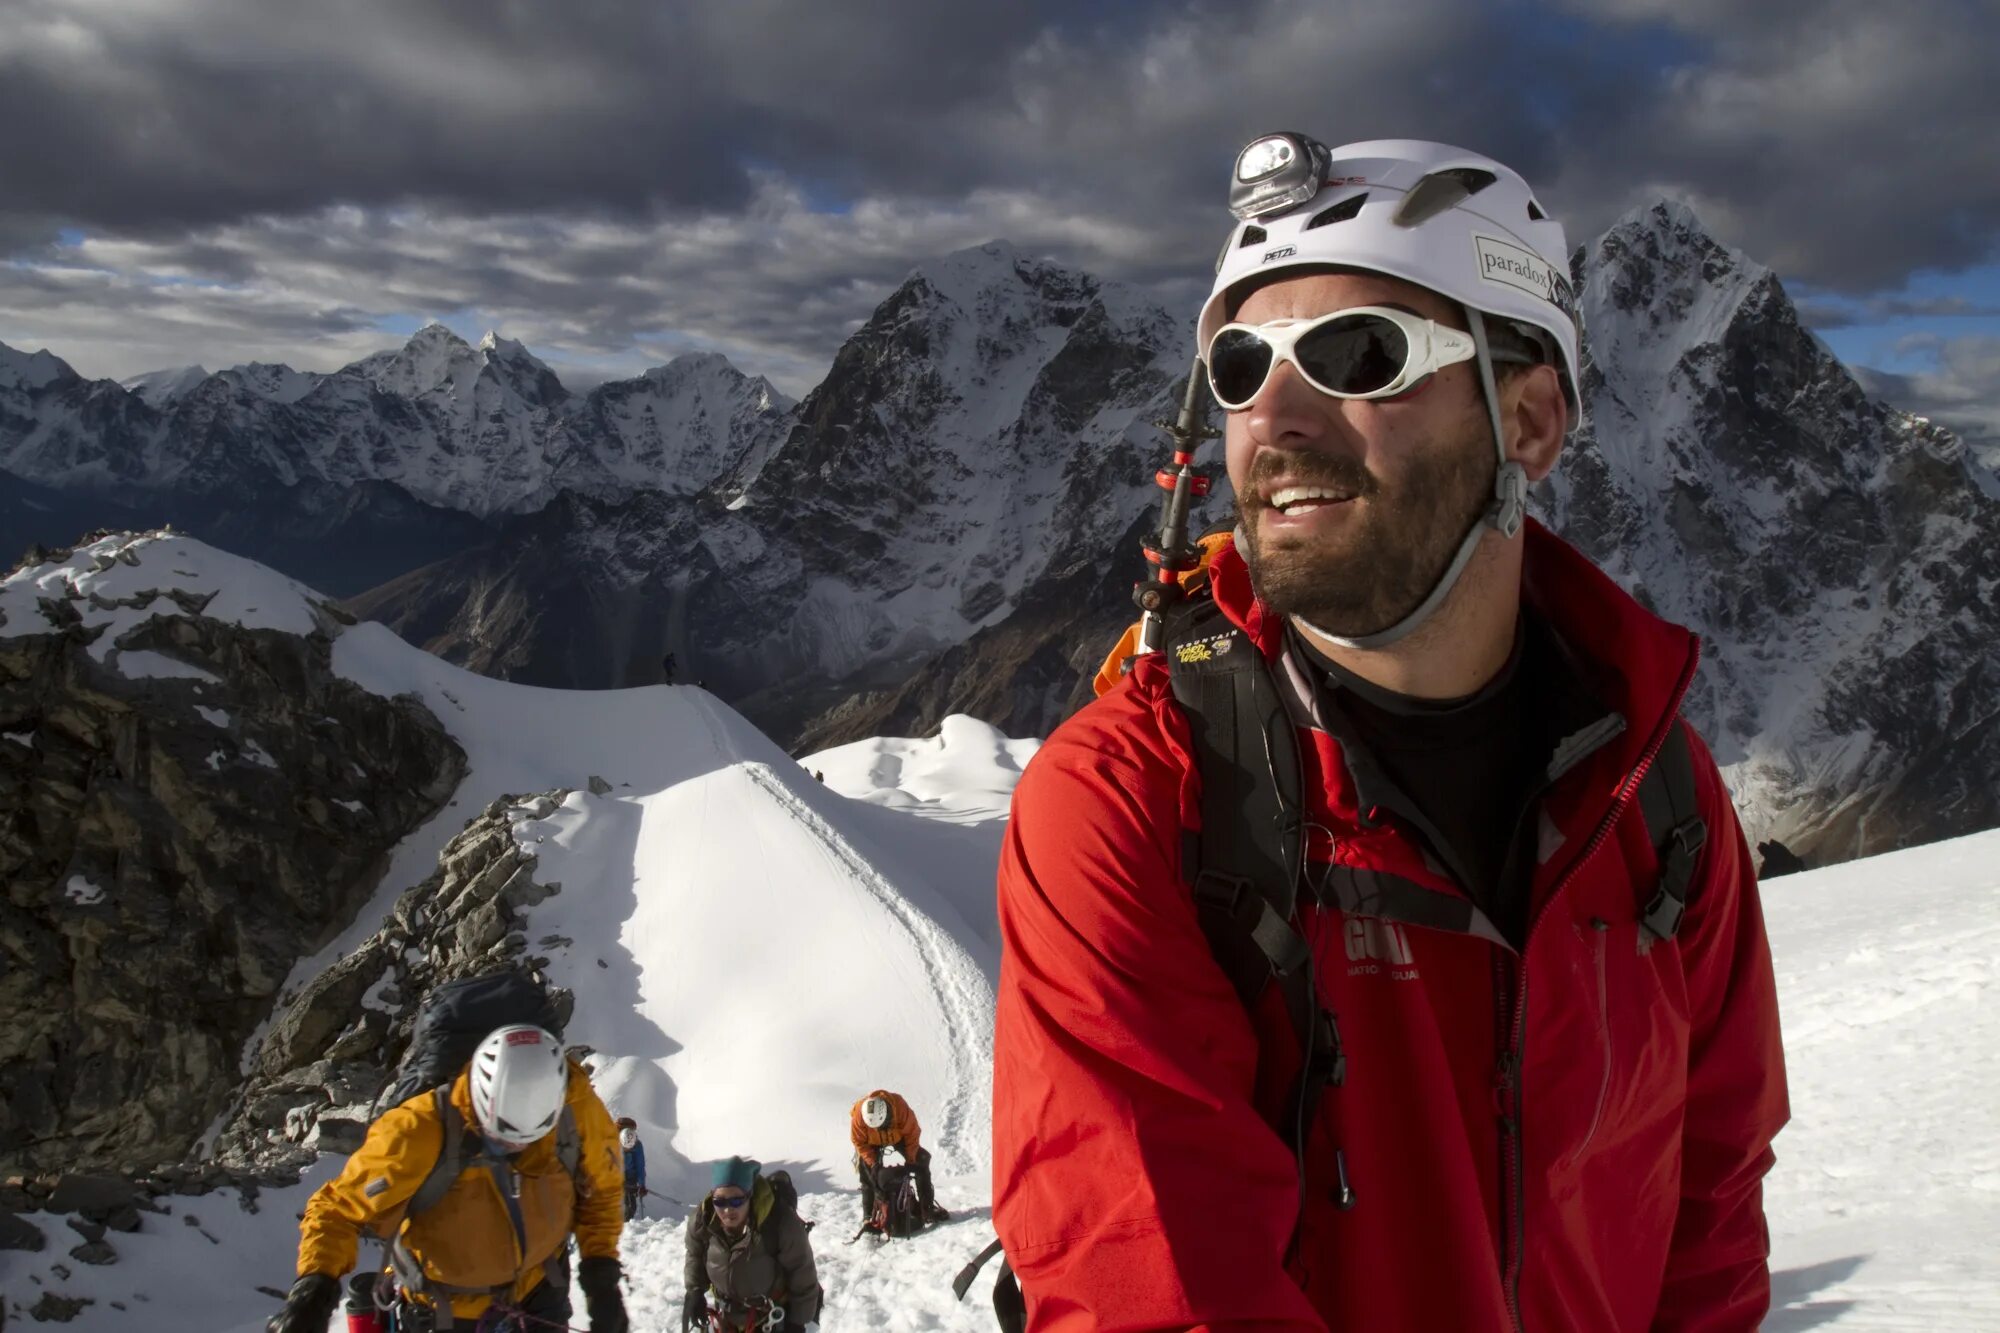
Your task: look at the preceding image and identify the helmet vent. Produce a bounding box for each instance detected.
[1236,224,1269,249]
[1527,199,1548,221]
[1392,168,1498,227]
[1305,194,1368,230]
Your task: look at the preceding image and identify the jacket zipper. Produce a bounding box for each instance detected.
[1492,953,1525,1331]
[1492,644,1701,1331]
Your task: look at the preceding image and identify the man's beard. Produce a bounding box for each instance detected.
[1238,432,1496,638]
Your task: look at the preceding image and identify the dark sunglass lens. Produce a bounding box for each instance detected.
[1207,328,1276,407]
[1295,314,1409,395]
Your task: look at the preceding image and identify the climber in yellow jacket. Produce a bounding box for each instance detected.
[267,1025,628,1333]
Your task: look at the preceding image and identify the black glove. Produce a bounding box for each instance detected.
[681,1287,709,1331]
[266,1273,339,1333]
[578,1256,629,1333]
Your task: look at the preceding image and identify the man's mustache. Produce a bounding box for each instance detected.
[1243,450,1379,505]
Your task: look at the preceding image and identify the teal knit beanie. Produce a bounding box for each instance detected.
[710,1155,760,1193]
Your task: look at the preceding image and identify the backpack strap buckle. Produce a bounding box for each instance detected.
[1641,818,1707,943]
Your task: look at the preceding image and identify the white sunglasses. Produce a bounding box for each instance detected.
[1205,305,1481,409]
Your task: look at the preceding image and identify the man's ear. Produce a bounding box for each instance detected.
[1505,365,1567,482]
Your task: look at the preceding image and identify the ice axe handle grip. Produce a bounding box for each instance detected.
[953,1236,1008,1301]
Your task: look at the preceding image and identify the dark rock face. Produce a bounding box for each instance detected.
[213,791,576,1176]
[0,1210,46,1250]
[0,533,467,1175]
[1536,201,2000,863]
[785,514,1155,754]
[341,489,716,690]
[348,244,1211,730]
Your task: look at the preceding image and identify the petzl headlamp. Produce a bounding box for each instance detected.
[1228,132,1334,221]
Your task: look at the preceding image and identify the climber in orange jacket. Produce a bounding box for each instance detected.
[851,1090,948,1227]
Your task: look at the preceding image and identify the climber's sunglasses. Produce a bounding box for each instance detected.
[712,1192,750,1211]
[1205,305,1488,409]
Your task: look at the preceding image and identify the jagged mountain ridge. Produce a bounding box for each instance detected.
[351,242,1218,715]
[1,327,794,518]
[6,219,1997,864]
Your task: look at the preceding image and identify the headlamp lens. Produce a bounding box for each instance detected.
[1237,136,1296,182]
[1228,131,1331,221]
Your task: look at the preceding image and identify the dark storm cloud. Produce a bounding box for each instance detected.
[1795,295,2000,330]
[1547,0,2000,289]
[1854,335,2000,447]
[0,0,1994,389]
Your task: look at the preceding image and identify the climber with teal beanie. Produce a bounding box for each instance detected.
[681,1156,821,1332]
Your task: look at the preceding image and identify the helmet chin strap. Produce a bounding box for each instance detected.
[1295,305,1524,652]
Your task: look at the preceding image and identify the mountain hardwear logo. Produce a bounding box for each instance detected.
[1174,633,1236,665]
[1345,918,1418,980]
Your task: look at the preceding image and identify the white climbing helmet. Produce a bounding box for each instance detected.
[469,1025,567,1152]
[1202,134,1582,650]
[1200,134,1579,411]
[862,1096,891,1130]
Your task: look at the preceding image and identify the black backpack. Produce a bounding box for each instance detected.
[868,1162,922,1238]
[373,971,564,1116]
[960,597,1709,1330]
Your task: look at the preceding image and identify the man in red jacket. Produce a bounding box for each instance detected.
[992,134,1789,1331]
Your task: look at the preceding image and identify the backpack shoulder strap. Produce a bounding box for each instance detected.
[556,1104,580,1185]
[1162,603,1344,1153]
[1635,721,1707,944]
[405,1086,468,1220]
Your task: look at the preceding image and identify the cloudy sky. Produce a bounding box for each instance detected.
[2,0,1996,439]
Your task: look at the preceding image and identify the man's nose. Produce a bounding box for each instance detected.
[1244,358,1336,450]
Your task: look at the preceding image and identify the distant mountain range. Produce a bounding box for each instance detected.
[5,215,1998,865]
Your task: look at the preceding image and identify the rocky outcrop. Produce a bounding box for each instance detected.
[0,533,467,1175]
[211,791,576,1177]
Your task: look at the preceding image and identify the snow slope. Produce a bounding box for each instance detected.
[8,811,1994,1330]
[1,535,1992,1330]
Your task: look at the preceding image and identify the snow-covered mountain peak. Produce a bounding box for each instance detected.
[347,323,480,397]
[119,364,211,408]
[344,321,570,420]
[476,330,559,377]
[899,239,1116,329]
[1581,200,1773,371]
[217,361,319,404]
[0,340,79,392]
[642,349,744,384]
[1539,196,2000,866]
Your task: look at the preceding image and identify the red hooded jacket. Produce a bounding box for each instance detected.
[993,522,1788,1331]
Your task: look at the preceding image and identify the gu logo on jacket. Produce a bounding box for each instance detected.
[1345,918,1417,980]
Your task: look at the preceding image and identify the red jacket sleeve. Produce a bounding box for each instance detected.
[992,703,1326,1332]
[1653,727,1790,1331]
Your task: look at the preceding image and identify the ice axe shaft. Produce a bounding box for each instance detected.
[1133,357,1217,658]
